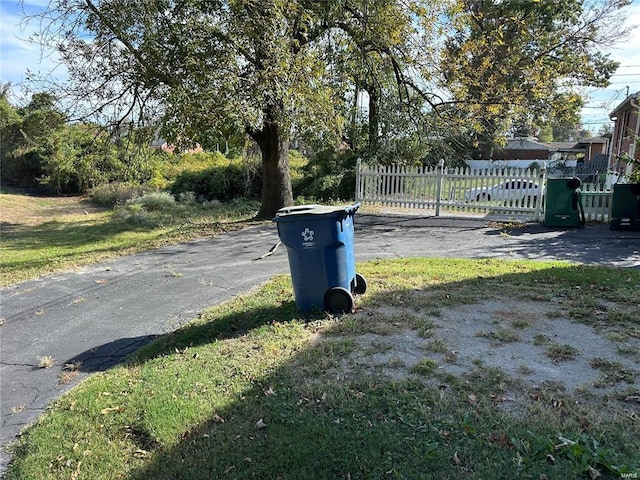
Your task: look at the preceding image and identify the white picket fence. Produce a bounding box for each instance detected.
[355,159,613,222]
[579,183,612,222]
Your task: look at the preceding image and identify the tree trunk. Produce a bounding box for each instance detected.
[252,120,293,219]
[368,86,380,149]
[479,121,498,160]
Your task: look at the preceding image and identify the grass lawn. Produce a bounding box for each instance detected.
[0,189,261,286]
[5,258,640,480]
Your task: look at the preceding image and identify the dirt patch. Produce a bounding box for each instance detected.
[322,299,640,402]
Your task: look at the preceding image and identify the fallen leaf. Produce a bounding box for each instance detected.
[100,406,124,414]
[467,394,477,405]
[264,386,275,396]
[490,432,512,448]
[255,418,267,429]
[588,466,601,479]
[70,461,82,480]
[453,451,461,465]
[212,414,225,423]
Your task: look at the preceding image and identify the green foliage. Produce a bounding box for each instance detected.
[0,93,172,194]
[26,0,453,217]
[441,0,628,158]
[294,148,357,202]
[13,0,631,205]
[0,93,64,189]
[528,162,541,171]
[288,149,308,186]
[619,135,640,182]
[165,151,305,205]
[512,432,632,477]
[170,155,261,203]
[0,88,20,129]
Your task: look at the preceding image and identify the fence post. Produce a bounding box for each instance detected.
[435,158,445,216]
[535,164,546,222]
[355,158,362,203]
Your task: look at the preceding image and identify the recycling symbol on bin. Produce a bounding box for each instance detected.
[301,228,315,242]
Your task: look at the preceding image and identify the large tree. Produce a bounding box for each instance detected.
[26,0,436,217]
[441,0,630,159]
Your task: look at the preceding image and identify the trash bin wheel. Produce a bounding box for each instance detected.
[324,287,354,314]
[353,273,367,295]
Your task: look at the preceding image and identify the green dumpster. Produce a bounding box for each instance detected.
[544,177,584,228]
[610,183,640,231]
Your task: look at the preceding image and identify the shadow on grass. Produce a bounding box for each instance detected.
[133,300,305,361]
[65,335,160,373]
[7,262,640,480]
[126,265,639,479]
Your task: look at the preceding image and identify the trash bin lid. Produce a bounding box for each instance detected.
[273,203,360,221]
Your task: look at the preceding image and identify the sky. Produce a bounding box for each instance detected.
[1,0,639,136]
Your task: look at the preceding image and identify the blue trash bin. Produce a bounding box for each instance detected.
[273,203,366,313]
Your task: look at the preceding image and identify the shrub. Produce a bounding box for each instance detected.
[112,203,164,227]
[226,197,260,216]
[170,158,258,202]
[88,182,153,207]
[111,192,178,226]
[126,192,176,211]
[293,148,356,202]
[159,151,227,184]
[177,191,197,204]
[0,150,44,188]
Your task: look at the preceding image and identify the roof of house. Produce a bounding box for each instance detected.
[547,141,578,151]
[504,137,550,150]
[576,136,607,144]
[609,91,640,118]
[502,136,608,154]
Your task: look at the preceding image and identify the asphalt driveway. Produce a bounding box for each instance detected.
[1,213,639,472]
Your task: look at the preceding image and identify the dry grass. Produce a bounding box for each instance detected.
[37,356,55,369]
